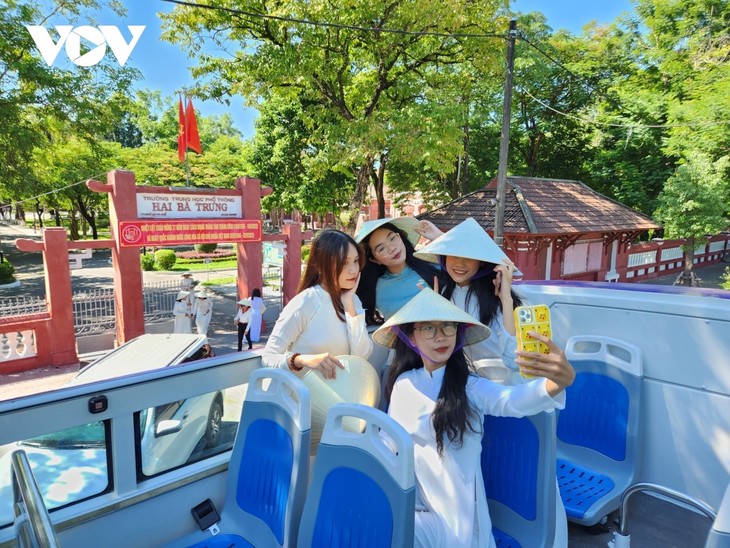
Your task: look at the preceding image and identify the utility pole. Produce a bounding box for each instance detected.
[494,19,517,248]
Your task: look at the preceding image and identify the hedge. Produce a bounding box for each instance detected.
[0,259,15,284]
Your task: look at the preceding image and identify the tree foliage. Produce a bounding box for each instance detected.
[161,0,508,226]
[0,0,140,203]
[655,152,730,283]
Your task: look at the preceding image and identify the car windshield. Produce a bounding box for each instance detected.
[19,422,105,449]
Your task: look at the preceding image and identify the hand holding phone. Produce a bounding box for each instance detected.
[514,305,552,378]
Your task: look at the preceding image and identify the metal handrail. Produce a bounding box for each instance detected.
[618,482,717,536]
[11,450,61,548]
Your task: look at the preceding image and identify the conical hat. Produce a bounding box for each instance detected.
[355,216,422,246]
[237,298,251,306]
[176,290,190,300]
[180,271,192,276]
[414,217,514,267]
[196,289,209,298]
[372,288,491,348]
[301,355,380,453]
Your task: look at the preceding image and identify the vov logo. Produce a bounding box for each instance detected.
[26,25,145,67]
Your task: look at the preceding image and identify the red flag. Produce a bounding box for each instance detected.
[177,98,186,162]
[185,99,202,154]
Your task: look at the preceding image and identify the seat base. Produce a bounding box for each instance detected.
[558,458,616,523]
[492,527,521,547]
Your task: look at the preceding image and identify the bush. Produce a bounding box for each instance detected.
[0,259,15,284]
[301,244,311,262]
[194,243,218,253]
[176,249,235,261]
[154,249,177,270]
[140,253,155,271]
[722,266,730,291]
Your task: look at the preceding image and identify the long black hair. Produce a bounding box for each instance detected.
[385,323,480,458]
[441,262,523,326]
[299,230,365,322]
[356,222,443,325]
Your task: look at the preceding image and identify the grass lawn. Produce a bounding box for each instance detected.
[171,258,237,271]
[200,276,236,286]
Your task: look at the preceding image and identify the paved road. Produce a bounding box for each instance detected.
[0,221,280,359]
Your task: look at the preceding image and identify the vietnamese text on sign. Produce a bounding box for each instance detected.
[137,193,242,219]
[118,220,261,247]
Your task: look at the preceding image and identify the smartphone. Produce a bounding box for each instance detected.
[514,305,552,378]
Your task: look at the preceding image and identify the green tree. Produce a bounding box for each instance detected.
[0,0,139,213]
[33,136,119,239]
[655,153,730,286]
[631,0,730,160]
[249,94,356,226]
[161,0,507,226]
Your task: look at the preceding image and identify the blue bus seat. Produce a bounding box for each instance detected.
[558,336,643,526]
[482,412,557,548]
[166,368,311,548]
[297,403,415,548]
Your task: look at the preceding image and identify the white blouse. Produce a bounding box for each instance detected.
[450,285,518,370]
[261,285,372,370]
[388,366,565,547]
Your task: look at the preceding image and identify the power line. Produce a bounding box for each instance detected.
[160,0,507,39]
[517,32,629,115]
[518,33,730,130]
[5,173,107,211]
[521,88,730,130]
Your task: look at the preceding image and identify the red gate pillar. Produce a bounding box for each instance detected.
[282,223,303,306]
[236,177,270,300]
[41,228,78,365]
[88,170,145,344]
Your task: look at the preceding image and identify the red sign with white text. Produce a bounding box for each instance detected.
[118,219,261,247]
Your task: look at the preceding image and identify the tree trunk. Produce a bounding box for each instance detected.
[75,197,98,239]
[68,209,80,241]
[371,155,387,219]
[675,236,700,287]
[343,156,374,233]
[461,121,470,196]
[35,200,44,230]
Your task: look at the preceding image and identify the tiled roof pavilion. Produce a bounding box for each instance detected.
[419,176,661,236]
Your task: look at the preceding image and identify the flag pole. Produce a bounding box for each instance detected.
[184,95,191,185]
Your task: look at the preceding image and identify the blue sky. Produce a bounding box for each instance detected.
[44,0,633,138]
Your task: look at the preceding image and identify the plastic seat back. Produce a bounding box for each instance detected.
[558,336,642,526]
[298,403,415,548]
[482,412,557,548]
[168,368,310,548]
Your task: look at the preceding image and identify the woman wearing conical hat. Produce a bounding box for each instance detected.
[355,217,444,325]
[192,289,213,336]
[415,217,523,374]
[374,288,574,548]
[172,290,192,334]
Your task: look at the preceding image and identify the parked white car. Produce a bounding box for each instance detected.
[0,334,223,526]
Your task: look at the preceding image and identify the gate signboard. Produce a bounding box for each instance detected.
[118,219,261,247]
[136,193,242,219]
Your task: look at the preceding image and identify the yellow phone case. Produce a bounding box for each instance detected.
[514,305,552,378]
